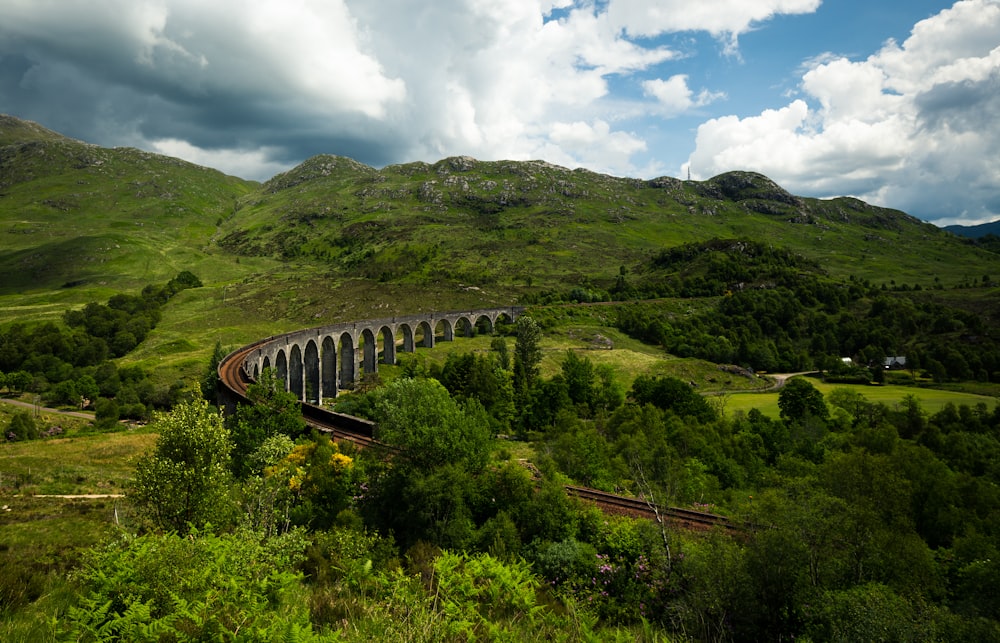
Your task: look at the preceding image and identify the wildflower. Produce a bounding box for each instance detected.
[331,452,353,469]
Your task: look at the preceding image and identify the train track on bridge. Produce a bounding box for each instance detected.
[218,341,379,448]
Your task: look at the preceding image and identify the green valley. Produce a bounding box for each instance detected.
[3,115,1000,641]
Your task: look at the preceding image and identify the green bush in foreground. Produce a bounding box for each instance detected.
[128,397,236,534]
[60,528,331,643]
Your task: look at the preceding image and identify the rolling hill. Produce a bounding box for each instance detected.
[217,153,998,294]
[0,115,259,299]
[2,114,999,382]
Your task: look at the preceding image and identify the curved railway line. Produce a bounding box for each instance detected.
[218,341,379,447]
[219,340,738,533]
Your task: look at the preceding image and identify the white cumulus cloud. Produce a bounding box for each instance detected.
[606,0,821,50]
[689,0,1000,224]
[643,75,725,116]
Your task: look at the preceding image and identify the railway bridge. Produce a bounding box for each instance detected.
[234,307,522,405]
[217,305,738,532]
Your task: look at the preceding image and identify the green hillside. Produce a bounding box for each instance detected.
[0,115,263,303]
[217,154,997,293]
[2,114,1000,385]
[4,114,997,319]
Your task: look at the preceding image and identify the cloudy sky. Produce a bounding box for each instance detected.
[1,0,998,225]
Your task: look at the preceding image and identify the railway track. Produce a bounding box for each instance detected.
[566,485,738,533]
[219,343,738,532]
[217,343,256,400]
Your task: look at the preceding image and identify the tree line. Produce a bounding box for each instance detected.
[0,271,202,434]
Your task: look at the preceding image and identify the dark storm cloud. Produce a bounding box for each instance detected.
[915,70,1000,133]
[0,0,410,177]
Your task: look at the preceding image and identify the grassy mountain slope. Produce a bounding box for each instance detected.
[2,115,1000,386]
[0,115,264,305]
[217,154,998,294]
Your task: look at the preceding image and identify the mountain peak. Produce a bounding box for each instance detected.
[263,154,377,193]
[0,114,76,146]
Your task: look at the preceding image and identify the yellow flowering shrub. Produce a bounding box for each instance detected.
[263,435,355,526]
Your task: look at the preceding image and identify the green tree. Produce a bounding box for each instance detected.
[375,462,478,550]
[778,377,828,424]
[561,350,596,414]
[129,397,235,533]
[169,269,203,291]
[93,396,120,429]
[202,340,227,402]
[47,379,78,407]
[372,377,492,472]
[6,370,31,394]
[826,387,869,426]
[491,336,511,370]
[512,315,542,403]
[75,374,99,407]
[438,351,514,431]
[893,394,926,439]
[548,416,617,489]
[630,374,716,423]
[677,531,752,641]
[592,364,625,414]
[522,374,572,430]
[6,410,38,441]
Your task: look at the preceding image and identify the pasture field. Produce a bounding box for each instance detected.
[0,419,156,496]
[725,378,997,419]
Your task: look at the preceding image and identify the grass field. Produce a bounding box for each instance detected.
[0,420,156,496]
[0,418,157,639]
[725,377,998,419]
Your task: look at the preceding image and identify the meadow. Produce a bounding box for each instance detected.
[725,378,997,418]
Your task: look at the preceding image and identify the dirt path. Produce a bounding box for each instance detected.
[765,371,816,391]
[0,397,95,421]
[28,494,124,499]
[704,371,817,397]
[713,371,817,396]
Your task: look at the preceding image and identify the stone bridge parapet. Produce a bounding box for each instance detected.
[240,307,523,405]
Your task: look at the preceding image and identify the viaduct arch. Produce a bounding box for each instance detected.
[237,307,522,404]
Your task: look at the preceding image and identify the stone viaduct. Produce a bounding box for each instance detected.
[238,307,523,405]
